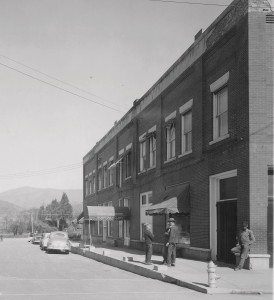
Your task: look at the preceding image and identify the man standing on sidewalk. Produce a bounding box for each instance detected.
[166,218,179,267]
[144,223,154,265]
[231,221,255,271]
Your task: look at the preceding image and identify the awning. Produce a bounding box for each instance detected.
[85,206,115,221]
[114,207,130,220]
[76,211,84,223]
[146,183,190,216]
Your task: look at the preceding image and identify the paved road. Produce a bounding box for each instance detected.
[0,238,272,300]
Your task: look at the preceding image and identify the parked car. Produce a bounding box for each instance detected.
[40,233,50,250]
[31,235,42,244]
[46,231,70,254]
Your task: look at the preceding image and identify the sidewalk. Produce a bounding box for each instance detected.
[70,242,273,295]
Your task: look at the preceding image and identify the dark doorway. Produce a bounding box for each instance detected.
[217,200,237,264]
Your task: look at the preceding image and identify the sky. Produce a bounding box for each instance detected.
[0,0,233,193]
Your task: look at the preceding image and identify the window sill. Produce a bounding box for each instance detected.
[209,133,230,145]
[138,170,147,175]
[178,150,192,158]
[125,176,132,181]
[147,166,156,171]
[164,157,176,164]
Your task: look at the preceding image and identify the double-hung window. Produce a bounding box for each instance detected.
[166,122,176,160]
[125,151,132,178]
[210,72,229,143]
[180,99,193,155]
[103,163,108,188]
[148,127,156,168]
[108,159,114,186]
[139,138,146,172]
[116,157,123,188]
[98,167,102,191]
[92,173,96,193]
[214,87,228,138]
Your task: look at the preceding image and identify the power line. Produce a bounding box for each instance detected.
[0,54,128,110]
[148,0,274,8]
[0,163,82,180]
[148,0,233,7]
[0,62,126,114]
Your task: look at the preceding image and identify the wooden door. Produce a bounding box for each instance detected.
[217,200,237,264]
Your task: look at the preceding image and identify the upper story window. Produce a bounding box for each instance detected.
[148,126,156,168]
[166,121,176,160]
[92,173,96,193]
[85,177,89,196]
[214,87,228,138]
[98,166,102,191]
[165,111,176,161]
[210,72,230,144]
[89,176,92,194]
[180,99,193,155]
[116,150,124,188]
[103,163,108,188]
[139,135,147,172]
[108,158,114,186]
[125,150,132,178]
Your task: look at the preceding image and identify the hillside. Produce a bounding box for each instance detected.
[0,187,83,213]
[0,199,23,217]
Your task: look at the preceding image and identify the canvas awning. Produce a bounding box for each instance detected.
[114,207,130,220]
[145,183,190,216]
[76,211,84,223]
[85,206,115,221]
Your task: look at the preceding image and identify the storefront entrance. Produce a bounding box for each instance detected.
[217,200,237,263]
[210,170,238,264]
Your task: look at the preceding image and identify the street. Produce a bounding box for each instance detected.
[0,238,272,300]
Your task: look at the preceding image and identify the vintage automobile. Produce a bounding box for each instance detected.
[40,233,50,250]
[46,231,70,254]
[31,235,42,245]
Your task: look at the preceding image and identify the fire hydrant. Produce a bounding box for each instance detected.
[207,260,220,288]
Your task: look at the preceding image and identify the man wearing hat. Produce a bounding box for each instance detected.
[166,218,179,267]
[144,223,154,265]
[231,221,255,271]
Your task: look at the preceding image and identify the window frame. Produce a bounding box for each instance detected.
[209,72,230,145]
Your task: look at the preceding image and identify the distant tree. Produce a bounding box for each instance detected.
[38,205,46,222]
[58,193,73,230]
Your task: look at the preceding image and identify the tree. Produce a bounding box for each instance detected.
[58,193,73,230]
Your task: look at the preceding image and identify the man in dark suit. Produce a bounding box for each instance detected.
[144,223,154,265]
[166,218,179,267]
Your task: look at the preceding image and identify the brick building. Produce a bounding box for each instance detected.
[82,0,273,268]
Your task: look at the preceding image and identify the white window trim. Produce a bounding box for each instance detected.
[180,99,193,155]
[126,143,132,150]
[148,125,156,133]
[210,72,230,143]
[118,148,125,156]
[139,132,147,142]
[179,99,193,114]
[210,72,229,93]
[165,111,176,123]
[209,169,237,260]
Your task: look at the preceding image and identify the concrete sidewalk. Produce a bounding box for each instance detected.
[70,243,273,295]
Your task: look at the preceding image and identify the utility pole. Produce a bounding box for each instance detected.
[31,213,34,233]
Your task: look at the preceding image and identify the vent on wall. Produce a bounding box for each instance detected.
[266,14,274,23]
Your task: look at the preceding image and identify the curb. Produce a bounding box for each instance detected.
[70,246,272,295]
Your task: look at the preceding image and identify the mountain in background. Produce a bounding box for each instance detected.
[0,187,83,217]
[0,199,23,217]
